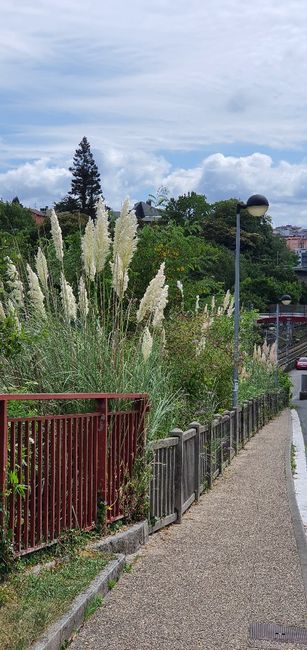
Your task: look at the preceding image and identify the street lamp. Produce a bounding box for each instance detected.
[275,294,292,386]
[233,194,269,408]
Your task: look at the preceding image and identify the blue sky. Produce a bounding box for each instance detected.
[1,0,307,225]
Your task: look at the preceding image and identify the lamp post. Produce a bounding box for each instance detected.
[275,294,292,387]
[233,194,269,407]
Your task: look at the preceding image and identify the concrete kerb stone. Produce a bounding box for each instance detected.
[31,554,125,650]
[286,409,307,601]
[92,520,149,555]
[30,522,149,650]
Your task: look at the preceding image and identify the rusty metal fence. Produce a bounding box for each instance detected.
[0,392,148,556]
[149,388,288,533]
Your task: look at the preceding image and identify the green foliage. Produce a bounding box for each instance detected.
[130,224,233,310]
[120,452,152,522]
[0,315,24,358]
[0,549,109,650]
[84,594,103,620]
[163,191,210,233]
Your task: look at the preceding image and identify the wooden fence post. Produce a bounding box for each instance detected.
[214,415,223,475]
[234,406,240,454]
[171,429,183,523]
[0,399,8,531]
[189,422,201,502]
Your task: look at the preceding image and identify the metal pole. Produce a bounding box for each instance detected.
[275,302,280,387]
[233,205,241,407]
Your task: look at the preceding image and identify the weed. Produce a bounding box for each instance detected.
[291,443,297,474]
[123,563,132,573]
[108,578,117,590]
[84,594,103,620]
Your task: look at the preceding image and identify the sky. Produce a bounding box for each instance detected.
[1,0,307,225]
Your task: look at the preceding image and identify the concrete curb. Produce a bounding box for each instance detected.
[31,554,125,650]
[93,520,149,555]
[286,410,307,600]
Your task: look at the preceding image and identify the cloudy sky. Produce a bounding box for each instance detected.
[1,0,307,225]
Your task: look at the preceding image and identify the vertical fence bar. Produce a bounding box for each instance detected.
[37,420,43,545]
[55,419,61,538]
[172,429,183,524]
[8,421,15,534]
[67,418,73,530]
[189,422,200,501]
[61,418,67,532]
[30,420,36,549]
[43,419,49,543]
[0,400,8,533]
[72,418,78,528]
[23,421,30,550]
[96,398,108,517]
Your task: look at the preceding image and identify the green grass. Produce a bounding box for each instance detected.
[0,549,110,650]
[291,443,297,474]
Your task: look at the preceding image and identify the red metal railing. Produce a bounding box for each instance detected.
[0,392,148,555]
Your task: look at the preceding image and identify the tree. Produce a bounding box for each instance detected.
[68,137,103,217]
[54,195,80,213]
[163,192,210,234]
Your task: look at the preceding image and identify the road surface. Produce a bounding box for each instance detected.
[290,369,307,459]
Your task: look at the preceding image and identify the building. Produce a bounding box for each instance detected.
[29,208,46,226]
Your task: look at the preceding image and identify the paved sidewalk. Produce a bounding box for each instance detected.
[71,411,307,650]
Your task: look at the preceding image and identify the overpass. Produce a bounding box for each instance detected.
[257,305,307,325]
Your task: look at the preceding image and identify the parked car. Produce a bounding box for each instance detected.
[296,357,307,369]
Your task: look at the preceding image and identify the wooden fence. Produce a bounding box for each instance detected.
[0,392,148,556]
[149,388,288,533]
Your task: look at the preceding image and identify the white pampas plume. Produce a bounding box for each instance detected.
[95,197,111,273]
[35,247,49,292]
[196,336,206,356]
[112,199,138,298]
[223,290,231,313]
[111,255,129,299]
[269,341,277,365]
[50,209,64,262]
[7,299,21,331]
[82,218,96,281]
[152,285,169,329]
[161,327,166,348]
[137,262,166,323]
[60,273,77,322]
[211,296,215,312]
[227,296,234,317]
[26,264,46,318]
[78,276,89,319]
[177,280,184,296]
[6,257,24,307]
[195,295,200,314]
[141,326,153,362]
[0,301,5,320]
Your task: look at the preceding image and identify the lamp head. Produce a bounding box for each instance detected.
[279,294,291,306]
[245,194,269,217]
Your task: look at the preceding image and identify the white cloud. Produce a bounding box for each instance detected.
[0,159,71,206]
[2,150,307,227]
[1,0,307,157]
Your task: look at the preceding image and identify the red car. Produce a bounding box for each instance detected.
[296,357,307,369]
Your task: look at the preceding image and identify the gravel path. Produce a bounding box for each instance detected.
[71,410,307,650]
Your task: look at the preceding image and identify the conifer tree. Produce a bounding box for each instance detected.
[68,137,103,216]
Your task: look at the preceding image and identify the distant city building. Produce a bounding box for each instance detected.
[273,224,307,268]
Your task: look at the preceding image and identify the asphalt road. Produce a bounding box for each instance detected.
[290,369,307,457]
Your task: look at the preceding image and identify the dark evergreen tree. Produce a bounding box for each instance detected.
[68,137,103,216]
